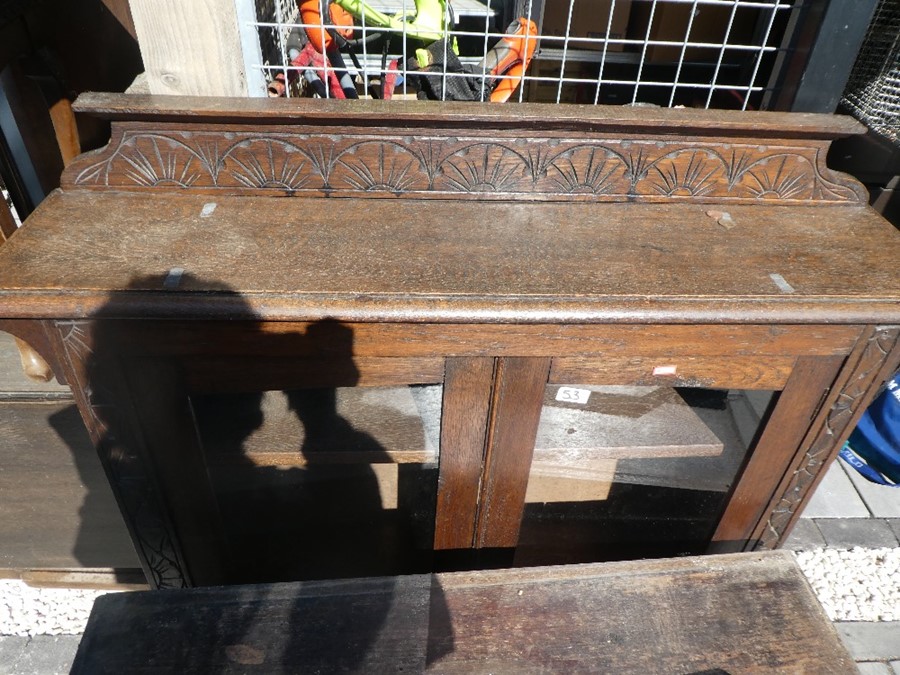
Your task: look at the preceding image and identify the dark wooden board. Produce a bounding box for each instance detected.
[429,552,855,673]
[0,193,898,324]
[72,92,866,138]
[0,401,138,569]
[73,573,433,674]
[72,551,855,674]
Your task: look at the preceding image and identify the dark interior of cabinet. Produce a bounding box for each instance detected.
[191,381,774,583]
[191,386,441,584]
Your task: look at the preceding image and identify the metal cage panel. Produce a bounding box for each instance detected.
[248,0,795,109]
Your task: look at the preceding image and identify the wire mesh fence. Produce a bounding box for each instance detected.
[842,0,900,144]
[248,0,797,109]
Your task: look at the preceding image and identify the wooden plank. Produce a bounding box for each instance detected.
[524,459,617,503]
[475,357,551,548]
[129,0,248,96]
[194,387,440,465]
[533,385,723,459]
[433,358,494,550]
[1,194,898,325]
[73,573,433,674]
[198,384,723,466]
[60,123,866,206]
[185,356,444,392]
[54,320,863,360]
[71,552,856,674]
[71,92,867,138]
[550,355,796,389]
[429,552,855,673]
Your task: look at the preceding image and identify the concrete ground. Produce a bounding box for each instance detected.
[786,457,900,673]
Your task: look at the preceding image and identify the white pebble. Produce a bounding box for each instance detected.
[794,548,900,622]
[0,580,120,636]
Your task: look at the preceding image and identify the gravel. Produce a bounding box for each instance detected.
[0,580,115,637]
[1,548,898,635]
[794,548,900,622]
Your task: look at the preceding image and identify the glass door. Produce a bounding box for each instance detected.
[516,383,774,565]
[191,380,444,583]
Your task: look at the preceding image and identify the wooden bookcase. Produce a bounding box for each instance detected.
[0,94,897,589]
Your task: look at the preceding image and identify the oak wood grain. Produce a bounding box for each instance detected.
[550,355,797,389]
[1,194,896,324]
[184,356,443,392]
[475,357,551,548]
[434,358,494,550]
[755,326,900,549]
[84,321,862,360]
[72,93,866,139]
[122,357,229,586]
[71,551,855,674]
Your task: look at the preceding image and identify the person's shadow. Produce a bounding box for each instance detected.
[192,319,435,583]
[77,274,453,671]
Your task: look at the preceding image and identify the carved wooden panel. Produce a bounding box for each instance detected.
[55,320,190,589]
[64,124,866,205]
[757,326,900,549]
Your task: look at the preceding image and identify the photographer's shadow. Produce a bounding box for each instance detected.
[193,319,429,583]
[83,276,450,671]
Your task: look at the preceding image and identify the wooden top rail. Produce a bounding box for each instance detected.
[73,93,866,139]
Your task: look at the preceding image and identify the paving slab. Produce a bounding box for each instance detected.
[844,462,900,518]
[858,663,894,675]
[816,518,899,549]
[801,461,870,519]
[837,622,900,661]
[782,518,826,551]
[889,519,900,542]
[0,636,27,668]
[0,635,81,675]
[891,661,900,675]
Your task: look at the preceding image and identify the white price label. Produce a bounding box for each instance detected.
[555,387,591,404]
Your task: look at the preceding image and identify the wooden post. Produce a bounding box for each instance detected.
[129,0,251,96]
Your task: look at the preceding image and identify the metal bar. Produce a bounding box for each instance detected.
[480,0,492,102]
[742,0,783,111]
[668,0,700,107]
[517,0,535,103]
[632,0,659,104]
[554,0,576,104]
[234,0,268,96]
[360,1,369,96]
[593,0,618,104]
[704,0,740,108]
[441,0,449,101]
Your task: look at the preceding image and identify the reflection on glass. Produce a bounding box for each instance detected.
[517,385,774,565]
[191,385,441,583]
